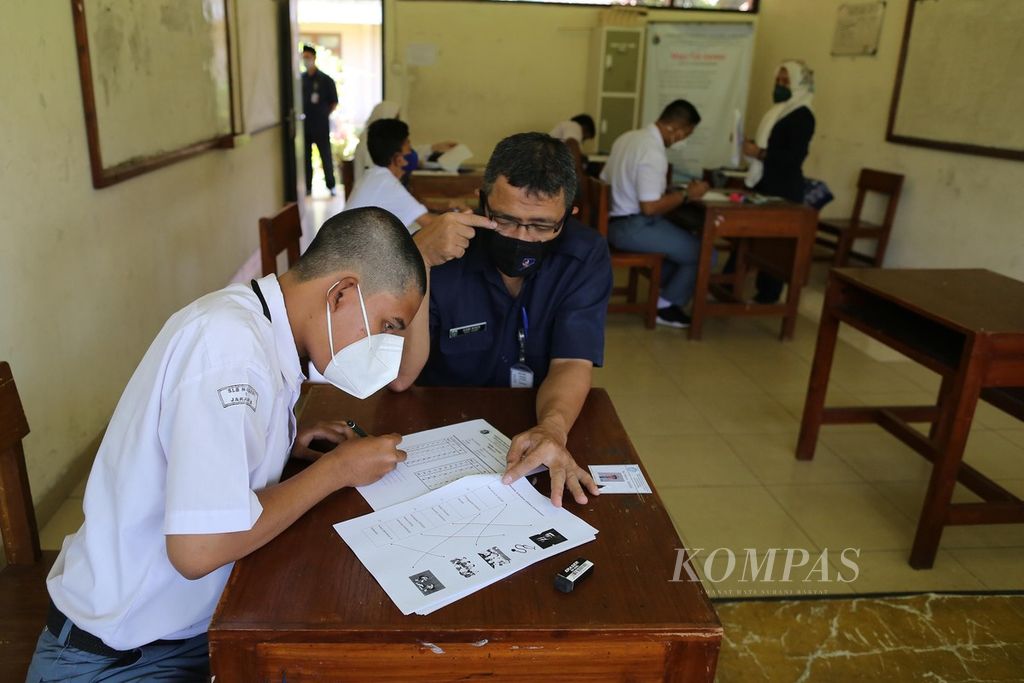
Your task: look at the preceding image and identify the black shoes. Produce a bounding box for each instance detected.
[656,305,692,329]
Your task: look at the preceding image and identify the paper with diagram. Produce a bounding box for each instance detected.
[358,419,530,511]
[335,474,598,615]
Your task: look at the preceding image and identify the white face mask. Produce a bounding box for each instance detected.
[303,58,314,70]
[322,282,404,400]
[670,138,689,151]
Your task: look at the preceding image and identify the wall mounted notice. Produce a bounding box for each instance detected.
[832,2,885,57]
[641,22,754,179]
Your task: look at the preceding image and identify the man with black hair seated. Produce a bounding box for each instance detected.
[601,100,710,329]
[391,133,613,508]
[28,208,423,681]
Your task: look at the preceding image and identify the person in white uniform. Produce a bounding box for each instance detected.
[346,118,469,234]
[26,207,427,682]
[346,119,430,231]
[352,101,457,185]
[549,114,595,204]
[600,100,709,329]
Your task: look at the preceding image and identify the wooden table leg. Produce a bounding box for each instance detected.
[795,276,842,460]
[780,214,815,340]
[910,348,984,569]
[688,214,719,341]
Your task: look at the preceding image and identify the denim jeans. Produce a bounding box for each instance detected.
[26,625,209,683]
[608,213,704,308]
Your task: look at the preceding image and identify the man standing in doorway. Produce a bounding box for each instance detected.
[301,44,339,197]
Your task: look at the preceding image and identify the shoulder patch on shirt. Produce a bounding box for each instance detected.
[218,384,258,412]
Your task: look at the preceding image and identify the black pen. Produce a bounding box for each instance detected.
[346,420,368,438]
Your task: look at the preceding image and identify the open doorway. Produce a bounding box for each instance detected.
[297,0,383,201]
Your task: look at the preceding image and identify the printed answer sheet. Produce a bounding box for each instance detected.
[335,474,598,615]
[358,419,523,511]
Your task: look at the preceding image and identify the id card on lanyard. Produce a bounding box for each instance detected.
[510,306,534,388]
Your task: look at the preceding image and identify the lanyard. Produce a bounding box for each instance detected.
[517,307,529,364]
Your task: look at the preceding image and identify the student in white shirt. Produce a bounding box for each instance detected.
[549,114,595,205]
[27,207,430,682]
[600,100,709,328]
[352,101,458,185]
[346,118,464,234]
[549,114,595,146]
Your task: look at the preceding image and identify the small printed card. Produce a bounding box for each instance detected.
[588,465,652,494]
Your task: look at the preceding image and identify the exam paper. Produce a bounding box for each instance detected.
[437,143,473,172]
[699,190,732,203]
[588,464,652,494]
[334,474,598,615]
[358,419,512,511]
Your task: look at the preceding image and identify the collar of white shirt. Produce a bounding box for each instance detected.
[646,122,663,146]
[253,273,306,391]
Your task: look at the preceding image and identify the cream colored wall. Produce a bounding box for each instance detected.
[750,0,1024,277]
[0,3,284,522]
[384,1,754,160]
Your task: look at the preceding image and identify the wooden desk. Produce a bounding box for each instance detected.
[407,169,484,205]
[209,386,721,682]
[797,269,1024,568]
[674,200,817,341]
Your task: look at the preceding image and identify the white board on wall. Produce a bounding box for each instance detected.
[73,0,234,187]
[641,22,754,178]
[888,0,1024,160]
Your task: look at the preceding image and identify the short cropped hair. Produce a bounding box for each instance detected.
[482,133,576,211]
[571,114,596,140]
[302,44,316,57]
[658,99,701,128]
[293,207,426,296]
[367,119,409,167]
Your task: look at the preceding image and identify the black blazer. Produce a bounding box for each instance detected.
[755,106,815,204]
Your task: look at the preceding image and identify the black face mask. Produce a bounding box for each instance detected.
[485,230,556,278]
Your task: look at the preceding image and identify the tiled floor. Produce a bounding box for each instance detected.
[41,268,1024,601]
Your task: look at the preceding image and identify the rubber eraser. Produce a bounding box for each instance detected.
[554,558,594,593]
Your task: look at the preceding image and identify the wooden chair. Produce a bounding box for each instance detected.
[0,361,59,679]
[817,168,904,267]
[585,176,663,329]
[259,202,302,276]
[341,159,355,200]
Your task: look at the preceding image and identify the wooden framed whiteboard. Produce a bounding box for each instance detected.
[887,0,1024,161]
[71,0,236,188]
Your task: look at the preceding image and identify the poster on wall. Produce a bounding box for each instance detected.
[831,1,885,57]
[641,22,755,179]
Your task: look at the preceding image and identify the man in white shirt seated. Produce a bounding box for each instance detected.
[346,118,456,233]
[600,100,709,328]
[549,114,595,201]
[27,207,426,682]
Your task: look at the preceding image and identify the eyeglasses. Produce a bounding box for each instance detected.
[482,196,567,235]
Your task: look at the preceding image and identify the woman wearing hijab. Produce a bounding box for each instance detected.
[352,101,458,185]
[724,60,816,304]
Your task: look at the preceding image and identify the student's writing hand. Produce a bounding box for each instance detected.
[291,420,356,461]
[328,433,407,487]
[686,180,710,200]
[742,140,761,158]
[414,212,496,267]
[501,424,600,508]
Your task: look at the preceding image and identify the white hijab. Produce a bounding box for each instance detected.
[745,60,815,188]
[353,100,401,183]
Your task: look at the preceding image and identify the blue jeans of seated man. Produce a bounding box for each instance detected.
[26,625,209,683]
[608,213,705,308]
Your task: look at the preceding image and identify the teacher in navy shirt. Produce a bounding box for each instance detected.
[392,133,612,507]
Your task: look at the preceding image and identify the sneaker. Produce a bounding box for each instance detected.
[656,305,691,328]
